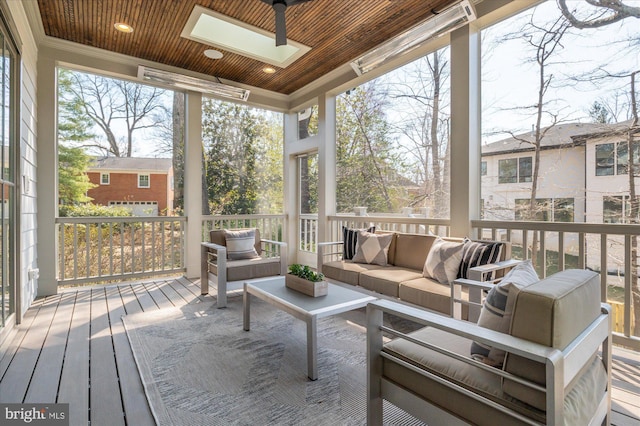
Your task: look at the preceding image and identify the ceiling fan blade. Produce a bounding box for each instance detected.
[273,3,287,46]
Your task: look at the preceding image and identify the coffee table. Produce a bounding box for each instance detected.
[243,276,376,380]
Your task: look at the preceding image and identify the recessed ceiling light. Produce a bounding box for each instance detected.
[263,67,276,74]
[114,22,134,33]
[204,49,223,59]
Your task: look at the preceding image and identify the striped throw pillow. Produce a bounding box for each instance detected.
[223,229,260,260]
[458,240,503,280]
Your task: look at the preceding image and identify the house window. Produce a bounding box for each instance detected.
[480,161,487,176]
[603,195,638,224]
[499,157,532,184]
[100,173,110,185]
[596,143,615,176]
[138,174,150,188]
[515,198,574,222]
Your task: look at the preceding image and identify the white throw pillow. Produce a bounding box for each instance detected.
[422,238,465,284]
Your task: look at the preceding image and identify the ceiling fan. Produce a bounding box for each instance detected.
[261,0,313,46]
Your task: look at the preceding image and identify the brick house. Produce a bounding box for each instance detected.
[87,157,174,216]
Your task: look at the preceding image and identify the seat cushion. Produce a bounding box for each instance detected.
[359,267,422,297]
[322,260,384,286]
[399,277,466,316]
[208,257,281,282]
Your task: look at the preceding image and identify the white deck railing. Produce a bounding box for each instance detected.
[201,214,286,241]
[57,216,186,286]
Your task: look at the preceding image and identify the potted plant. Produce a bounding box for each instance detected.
[285,264,328,297]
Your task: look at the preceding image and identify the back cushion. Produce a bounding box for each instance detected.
[502,269,601,411]
[392,233,437,270]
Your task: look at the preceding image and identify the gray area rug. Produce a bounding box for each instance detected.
[123,294,425,425]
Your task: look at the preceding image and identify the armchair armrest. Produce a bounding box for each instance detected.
[201,242,226,295]
[467,258,522,281]
[261,239,288,276]
[317,241,344,273]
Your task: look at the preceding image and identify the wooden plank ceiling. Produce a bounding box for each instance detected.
[37,0,458,95]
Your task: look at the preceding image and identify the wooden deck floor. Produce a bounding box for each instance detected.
[0,277,638,426]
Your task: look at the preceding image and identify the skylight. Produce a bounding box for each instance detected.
[181,5,311,68]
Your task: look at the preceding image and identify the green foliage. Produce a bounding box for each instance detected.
[288,264,324,282]
[336,83,402,212]
[57,69,97,145]
[202,99,283,215]
[589,101,611,124]
[58,145,97,205]
[59,203,133,218]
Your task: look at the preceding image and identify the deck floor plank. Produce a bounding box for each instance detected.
[89,288,125,426]
[0,295,60,403]
[105,287,155,426]
[24,292,76,403]
[142,281,174,310]
[57,289,91,426]
[1,277,639,425]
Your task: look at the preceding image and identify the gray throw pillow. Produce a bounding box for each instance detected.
[422,238,465,284]
[351,231,393,266]
[470,260,538,367]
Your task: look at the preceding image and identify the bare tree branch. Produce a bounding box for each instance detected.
[557,0,640,29]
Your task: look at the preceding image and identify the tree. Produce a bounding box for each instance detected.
[336,83,402,212]
[589,100,612,123]
[57,145,96,205]
[58,69,168,157]
[386,49,451,218]
[557,0,640,29]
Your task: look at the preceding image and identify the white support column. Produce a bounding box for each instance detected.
[35,54,58,297]
[184,91,203,278]
[449,24,481,238]
[283,112,298,264]
[317,93,337,245]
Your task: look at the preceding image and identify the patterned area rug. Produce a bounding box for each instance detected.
[123,294,424,425]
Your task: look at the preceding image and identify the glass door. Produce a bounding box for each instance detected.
[0,19,17,332]
[297,153,318,266]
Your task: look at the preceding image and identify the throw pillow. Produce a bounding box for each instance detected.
[351,231,393,266]
[223,229,260,260]
[422,238,465,284]
[470,260,539,367]
[458,239,504,280]
[342,226,375,260]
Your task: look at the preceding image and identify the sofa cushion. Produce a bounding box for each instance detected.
[503,269,601,411]
[223,229,260,260]
[208,257,281,281]
[470,260,539,366]
[322,260,384,286]
[352,231,393,266]
[422,238,465,284]
[399,277,468,317]
[359,267,422,298]
[458,239,504,280]
[391,233,437,270]
[342,226,375,260]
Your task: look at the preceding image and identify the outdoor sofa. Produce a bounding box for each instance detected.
[201,228,287,308]
[366,268,612,425]
[317,230,516,318]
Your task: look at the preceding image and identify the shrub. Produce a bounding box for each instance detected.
[288,264,324,282]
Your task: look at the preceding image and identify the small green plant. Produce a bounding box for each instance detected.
[288,264,324,282]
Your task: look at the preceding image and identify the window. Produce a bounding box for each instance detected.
[595,142,640,176]
[100,173,110,185]
[498,157,532,184]
[518,157,532,182]
[138,174,150,188]
[480,161,487,176]
[603,195,638,224]
[515,198,574,222]
[498,158,517,183]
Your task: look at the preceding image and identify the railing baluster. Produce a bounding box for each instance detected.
[624,235,632,338]
[97,220,102,277]
[600,234,608,302]
[558,231,564,272]
[109,222,114,276]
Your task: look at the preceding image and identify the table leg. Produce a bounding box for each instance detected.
[307,316,318,380]
[243,284,250,331]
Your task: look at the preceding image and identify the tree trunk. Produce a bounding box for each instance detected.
[627,71,640,337]
[429,52,442,217]
[172,92,185,212]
